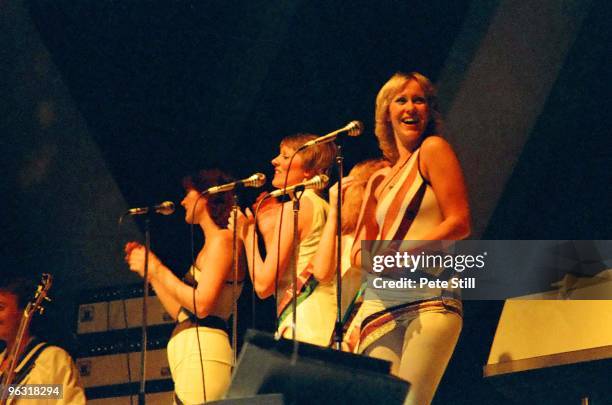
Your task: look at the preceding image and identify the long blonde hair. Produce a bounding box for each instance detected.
[374,72,442,164]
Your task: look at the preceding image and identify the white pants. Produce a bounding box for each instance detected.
[349,298,462,405]
[277,282,337,347]
[167,327,233,404]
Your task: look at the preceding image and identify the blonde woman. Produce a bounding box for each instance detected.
[231,133,337,346]
[347,72,471,405]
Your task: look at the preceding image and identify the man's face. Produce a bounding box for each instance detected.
[0,291,21,346]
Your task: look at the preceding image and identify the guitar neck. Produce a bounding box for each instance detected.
[1,273,52,405]
[0,311,33,404]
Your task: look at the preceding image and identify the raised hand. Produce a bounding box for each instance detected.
[124,241,162,279]
[227,208,254,242]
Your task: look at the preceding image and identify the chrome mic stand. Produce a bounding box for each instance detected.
[290,189,304,362]
[138,216,150,405]
[332,143,344,350]
[230,187,241,367]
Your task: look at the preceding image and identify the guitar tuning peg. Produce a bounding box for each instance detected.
[44,296,52,302]
[39,307,46,315]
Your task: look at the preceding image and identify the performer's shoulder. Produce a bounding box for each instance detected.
[34,344,76,367]
[420,135,454,155]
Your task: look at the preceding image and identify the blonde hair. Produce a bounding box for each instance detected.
[374,72,442,164]
[342,158,390,234]
[280,133,337,177]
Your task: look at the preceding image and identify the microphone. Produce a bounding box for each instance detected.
[126,201,175,216]
[297,121,363,151]
[204,173,266,195]
[268,174,329,198]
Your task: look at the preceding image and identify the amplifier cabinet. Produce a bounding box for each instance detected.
[109,296,174,330]
[77,286,173,334]
[87,390,173,404]
[77,301,111,334]
[77,348,171,387]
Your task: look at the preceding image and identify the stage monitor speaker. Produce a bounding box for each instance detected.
[226,329,409,405]
[209,393,285,405]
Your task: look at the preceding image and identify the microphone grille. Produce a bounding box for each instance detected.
[313,174,330,190]
[347,121,364,137]
[158,201,175,216]
[246,173,266,188]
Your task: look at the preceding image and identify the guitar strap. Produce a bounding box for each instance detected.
[3,338,51,387]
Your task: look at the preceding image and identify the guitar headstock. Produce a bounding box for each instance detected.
[25,273,53,317]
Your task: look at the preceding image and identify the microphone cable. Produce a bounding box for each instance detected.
[189,194,207,403]
[116,215,136,405]
[121,293,134,405]
[273,149,301,337]
[250,196,269,329]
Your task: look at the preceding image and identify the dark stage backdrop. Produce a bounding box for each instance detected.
[2,0,610,403]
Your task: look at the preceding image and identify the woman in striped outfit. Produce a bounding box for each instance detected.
[346,72,471,405]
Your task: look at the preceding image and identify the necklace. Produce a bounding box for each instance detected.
[383,153,413,190]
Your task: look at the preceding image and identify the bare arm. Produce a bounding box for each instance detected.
[125,232,234,318]
[311,178,355,282]
[233,198,314,298]
[349,169,388,268]
[418,136,471,240]
[310,202,339,283]
[125,242,181,320]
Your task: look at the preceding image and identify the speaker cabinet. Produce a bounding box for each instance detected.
[226,330,409,405]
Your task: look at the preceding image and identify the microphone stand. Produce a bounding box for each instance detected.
[230,188,241,368]
[290,189,304,361]
[333,143,344,350]
[138,216,151,405]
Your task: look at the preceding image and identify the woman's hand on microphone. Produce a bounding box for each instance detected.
[228,209,254,241]
[124,241,162,279]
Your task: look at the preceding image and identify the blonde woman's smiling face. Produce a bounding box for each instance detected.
[271,145,310,188]
[388,79,430,150]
